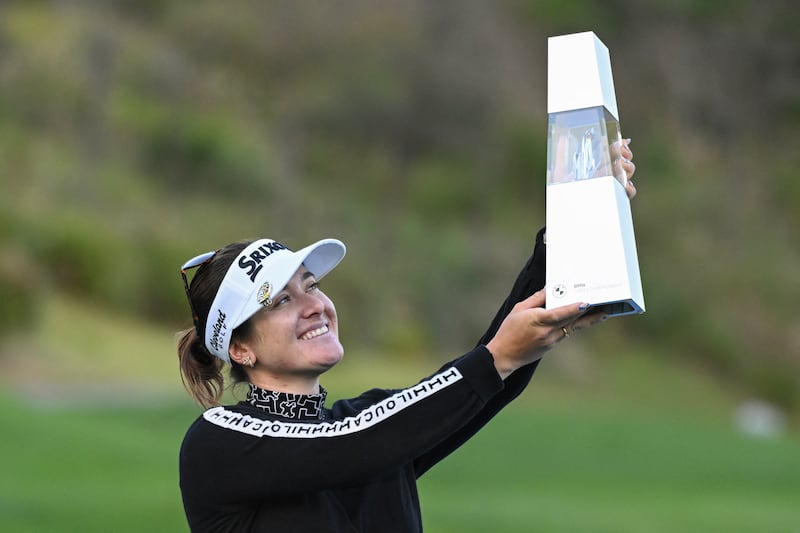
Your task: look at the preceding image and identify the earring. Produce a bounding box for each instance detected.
[243,357,252,367]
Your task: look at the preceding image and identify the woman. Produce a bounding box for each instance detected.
[177,152,636,532]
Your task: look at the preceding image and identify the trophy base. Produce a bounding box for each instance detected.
[545,175,645,317]
[585,299,643,318]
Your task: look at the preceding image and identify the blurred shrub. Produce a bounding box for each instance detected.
[32,219,120,298]
[0,247,41,335]
[0,211,41,334]
[11,214,187,326]
[111,92,273,199]
[130,236,189,322]
[747,365,797,412]
[407,157,479,222]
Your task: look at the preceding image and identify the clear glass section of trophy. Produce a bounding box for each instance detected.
[546,106,626,186]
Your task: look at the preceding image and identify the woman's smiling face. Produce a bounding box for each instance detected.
[232,265,343,390]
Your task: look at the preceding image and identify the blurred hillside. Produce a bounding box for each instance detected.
[0,1,798,413]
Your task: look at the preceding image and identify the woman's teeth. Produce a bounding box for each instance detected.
[300,325,329,341]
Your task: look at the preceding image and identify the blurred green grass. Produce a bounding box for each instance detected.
[1,394,797,532]
[420,409,800,532]
[0,395,191,532]
[1,295,798,532]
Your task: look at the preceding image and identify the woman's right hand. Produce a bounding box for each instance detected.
[485,290,606,379]
[611,138,636,199]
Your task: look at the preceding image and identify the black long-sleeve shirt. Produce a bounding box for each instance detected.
[179,229,546,532]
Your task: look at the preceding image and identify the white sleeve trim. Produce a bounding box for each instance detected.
[203,367,463,439]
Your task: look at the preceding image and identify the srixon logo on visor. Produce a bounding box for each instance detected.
[238,241,289,282]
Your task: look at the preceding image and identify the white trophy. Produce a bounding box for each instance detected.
[545,31,645,316]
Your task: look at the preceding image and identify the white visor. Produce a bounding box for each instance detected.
[204,238,345,362]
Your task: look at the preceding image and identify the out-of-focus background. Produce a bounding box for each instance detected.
[1,1,798,531]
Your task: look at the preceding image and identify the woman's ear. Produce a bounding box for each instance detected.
[228,340,255,367]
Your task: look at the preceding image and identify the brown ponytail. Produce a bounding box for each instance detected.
[178,327,225,408]
[177,240,252,408]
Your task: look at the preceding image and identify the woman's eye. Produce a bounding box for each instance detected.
[274,295,290,307]
[308,282,320,292]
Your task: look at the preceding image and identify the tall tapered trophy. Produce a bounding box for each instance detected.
[545,31,645,316]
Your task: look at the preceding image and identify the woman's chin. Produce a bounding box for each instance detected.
[311,343,344,371]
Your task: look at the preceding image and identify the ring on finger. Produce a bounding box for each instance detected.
[561,326,570,338]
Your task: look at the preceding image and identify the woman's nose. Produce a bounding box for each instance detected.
[300,292,326,316]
